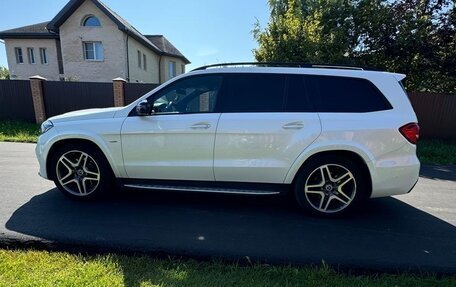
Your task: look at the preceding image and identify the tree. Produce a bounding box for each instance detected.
[253,0,355,63]
[352,0,456,92]
[253,0,307,62]
[0,66,8,80]
[254,0,456,93]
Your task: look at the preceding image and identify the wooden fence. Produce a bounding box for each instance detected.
[408,92,456,139]
[0,79,454,139]
[0,79,156,122]
[0,80,35,122]
[125,83,159,105]
[43,81,114,118]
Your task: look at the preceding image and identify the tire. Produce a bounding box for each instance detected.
[294,154,369,217]
[50,143,114,200]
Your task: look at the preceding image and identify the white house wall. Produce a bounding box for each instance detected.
[127,36,160,83]
[160,55,186,83]
[5,38,60,81]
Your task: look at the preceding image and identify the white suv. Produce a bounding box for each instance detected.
[36,63,420,217]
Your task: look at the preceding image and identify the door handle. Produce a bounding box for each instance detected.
[282,121,304,130]
[191,122,211,129]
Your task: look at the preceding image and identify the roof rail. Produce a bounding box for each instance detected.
[191,62,366,71]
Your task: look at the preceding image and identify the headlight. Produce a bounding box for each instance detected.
[40,120,54,134]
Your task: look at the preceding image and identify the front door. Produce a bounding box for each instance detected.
[121,75,223,181]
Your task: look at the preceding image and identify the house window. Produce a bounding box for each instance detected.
[83,42,103,61]
[168,61,176,79]
[181,64,185,74]
[27,48,36,64]
[143,54,147,71]
[39,48,48,64]
[15,48,23,64]
[137,50,141,68]
[82,15,101,27]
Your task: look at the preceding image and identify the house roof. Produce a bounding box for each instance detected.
[47,0,190,63]
[145,35,190,64]
[0,22,58,39]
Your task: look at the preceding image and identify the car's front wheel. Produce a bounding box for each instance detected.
[51,143,113,200]
[294,155,368,217]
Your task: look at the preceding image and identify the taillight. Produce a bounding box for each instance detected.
[399,123,420,144]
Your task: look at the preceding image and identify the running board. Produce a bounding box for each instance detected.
[123,183,281,195]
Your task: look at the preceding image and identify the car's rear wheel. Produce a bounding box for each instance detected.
[51,143,113,200]
[294,155,368,217]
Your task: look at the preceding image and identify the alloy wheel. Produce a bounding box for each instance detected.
[56,150,101,196]
[304,164,357,213]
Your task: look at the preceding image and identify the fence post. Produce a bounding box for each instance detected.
[112,77,126,107]
[29,75,47,124]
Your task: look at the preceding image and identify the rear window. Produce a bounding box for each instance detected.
[304,75,392,113]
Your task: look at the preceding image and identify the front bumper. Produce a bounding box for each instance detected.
[35,127,59,180]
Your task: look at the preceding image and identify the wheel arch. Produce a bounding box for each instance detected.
[288,149,373,197]
[46,137,118,181]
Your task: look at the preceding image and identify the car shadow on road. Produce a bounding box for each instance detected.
[5,188,456,274]
[420,165,456,181]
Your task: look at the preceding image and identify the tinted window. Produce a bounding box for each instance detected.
[148,75,222,114]
[221,74,286,112]
[285,74,313,112]
[304,75,392,112]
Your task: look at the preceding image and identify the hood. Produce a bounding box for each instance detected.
[49,107,123,123]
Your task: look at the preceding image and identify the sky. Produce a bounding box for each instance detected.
[0,0,270,70]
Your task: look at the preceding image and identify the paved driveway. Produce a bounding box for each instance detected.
[0,142,455,274]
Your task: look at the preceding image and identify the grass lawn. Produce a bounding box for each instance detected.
[0,249,454,287]
[416,139,456,165]
[0,120,454,164]
[0,121,39,143]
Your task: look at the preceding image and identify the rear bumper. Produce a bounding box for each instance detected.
[369,144,420,198]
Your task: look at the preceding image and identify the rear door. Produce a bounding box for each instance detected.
[213,73,321,183]
[303,74,410,163]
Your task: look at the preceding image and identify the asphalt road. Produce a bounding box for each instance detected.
[0,142,455,274]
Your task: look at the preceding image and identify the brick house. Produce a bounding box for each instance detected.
[0,0,190,83]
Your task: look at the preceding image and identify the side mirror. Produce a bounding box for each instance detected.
[136,100,151,116]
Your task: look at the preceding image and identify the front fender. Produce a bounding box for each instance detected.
[39,119,126,179]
